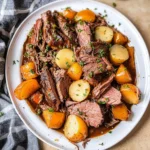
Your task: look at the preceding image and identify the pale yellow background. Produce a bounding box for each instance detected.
[39,0,150,149]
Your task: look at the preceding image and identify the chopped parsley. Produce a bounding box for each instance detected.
[28,29,33,38]
[77,29,83,32]
[123,84,130,89]
[48,107,54,112]
[98,101,106,105]
[124,67,127,71]
[88,71,94,78]
[98,49,105,58]
[28,44,33,49]
[109,131,112,134]
[79,20,84,25]
[13,60,16,65]
[39,29,42,40]
[119,22,121,26]
[36,109,42,115]
[63,24,68,30]
[79,61,84,66]
[30,69,35,74]
[90,42,94,50]
[99,142,104,146]
[77,109,83,115]
[65,7,71,10]
[0,112,4,117]
[45,45,50,52]
[76,94,79,96]
[24,52,29,58]
[112,2,117,7]
[52,51,57,57]
[108,44,112,48]
[104,10,107,13]
[66,62,71,68]
[111,24,115,28]
[56,57,60,60]
[96,59,101,63]
[94,8,97,10]
[78,84,81,87]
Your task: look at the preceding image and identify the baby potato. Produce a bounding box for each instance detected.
[95,26,114,43]
[69,80,90,102]
[55,49,75,69]
[42,110,65,129]
[120,84,140,104]
[115,64,132,84]
[113,31,128,45]
[112,103,129,121]
[67,62,82,81]
[64,115,88,142]
[14,79,40,100]
[21,62,38,80]
[63,8,77,20]
[110,44,129,66]
[75,9,96,22]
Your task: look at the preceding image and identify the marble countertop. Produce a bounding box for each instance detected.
[39,0,150,149]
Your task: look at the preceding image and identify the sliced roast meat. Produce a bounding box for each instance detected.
[76,21,92,53]
[102,57,113,71]
[105,117,119,128]
[39,102,51,111]
[51,68,71,102]
[92,73,115,99]
[40,67,60,111]
[54,11,77,45]
[41,10,63,49]
[67,100,104,128]
[65,98,80,107]
[98,86,122,106]
[83,75,99,87]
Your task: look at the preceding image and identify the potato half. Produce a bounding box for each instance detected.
[110,44,129,66]
[69,79,90,102]
[64,115,88,142]
[55,49,75,69]
[95,26,114,43]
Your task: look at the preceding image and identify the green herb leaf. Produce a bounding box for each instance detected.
[77,29,83,32]
[13,60,16,65]
[94,8,97,10]
[30,69,35,74]
[88,71,94,78]
[78,84,81,87]
[48,107,54,112]
[79,61,84,66]
[119,22,121,26]
[109,131,112,134]
[24,52,29,58]
[98,49,105,58]
[66,62,71,68]
[77,109,83,115]
[98,101,106,105]
[0,112,4,117]
[99,142,104,146]
[36,109,42,115]
[65,7,71,10]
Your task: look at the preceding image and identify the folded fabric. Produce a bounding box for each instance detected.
[0,0,55,150]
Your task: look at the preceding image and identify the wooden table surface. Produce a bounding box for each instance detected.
[39,0,150,149]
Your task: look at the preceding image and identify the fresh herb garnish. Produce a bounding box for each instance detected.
[78,84,81,87]
[52,51,57,57]
[48,107,54,112]
[77,29,83,32]
[13,60,16,65]
[66,62,70,68]
[28,29,33,38]
[96,59,101,63]
[108,44,112,48]
[63,24,68,30]
[109,131,112,134]
[28,44,33,49]
[104,10,107,13]
[79,20,84,25]
[36,109,42,115]
[39,29,42,40]
[99,142,104,146]
[90,42,94,50]
[65,7,71,10]
[77,109,83,115]
[123,84,130,88]
[98,101,106,105]
[112,2,117,7]
[24,52,29,58]
[76,94,79,96]
[119,22,121,26]
[30,69,35,74]
[79,61,84,66]
[94,8,97,10]
[98,49,105,58]
[89,71,94,78]
[0,112,4,117]
[45,45,50,52]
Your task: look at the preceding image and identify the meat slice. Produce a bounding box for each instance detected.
[51,68,71,102]
[40,67,60,111]
[41,10,63,49]
[92,74,115,99]
[76,22,92,53]
[67,100,104,128]
[98,86,122,106]
[65,98,80,107]
[54,11,77,45]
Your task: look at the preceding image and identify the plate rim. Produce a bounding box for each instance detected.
[5,0,150,149]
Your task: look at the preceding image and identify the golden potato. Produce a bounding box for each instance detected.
[112,103,129,121]
[42,110,65,129]
[63,115,88,142]
[67,62,82,81]
[63,8,77,20]
[95,26,114,43]
[21,62,38,80]
[69,80,90,102]
[75,9,95,22]
[14,79,40,100]
[115,64,132,84]
[113,31,128,45]
[110,44,129,66]
[55,49,75,69]
[120,84,140,104]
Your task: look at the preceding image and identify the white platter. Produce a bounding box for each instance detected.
[6,0,150,150]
